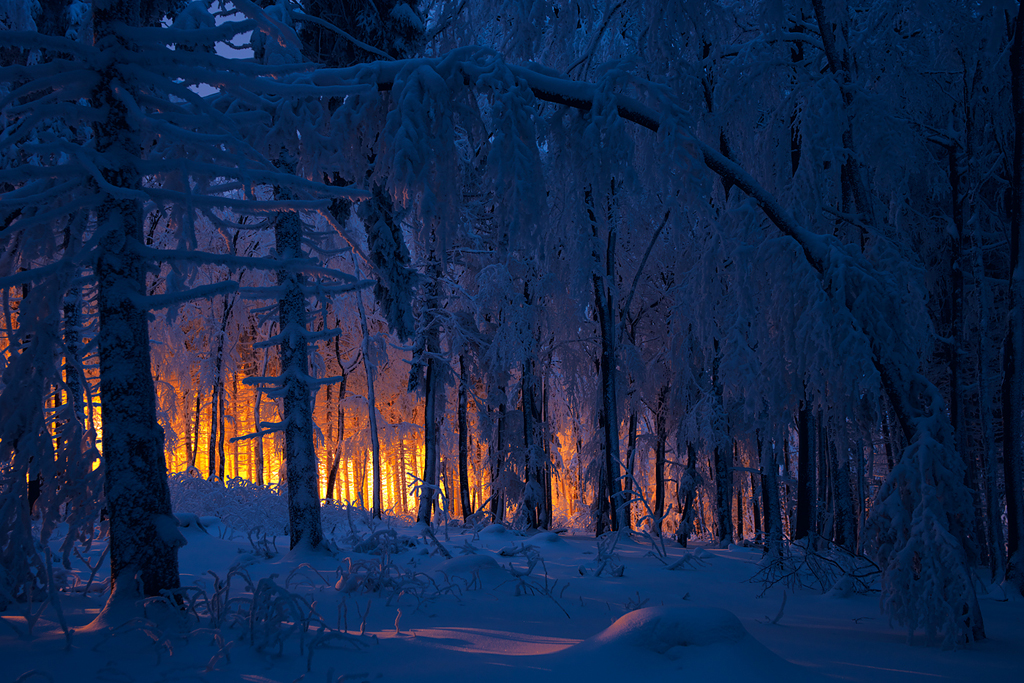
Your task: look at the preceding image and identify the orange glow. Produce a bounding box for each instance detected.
[3,284,690,533]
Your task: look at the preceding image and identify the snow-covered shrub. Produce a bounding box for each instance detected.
[867,406,982,648]
[168,474,289,538]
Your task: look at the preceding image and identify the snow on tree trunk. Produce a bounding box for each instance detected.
[1003,3,1024,597]
[92,0,181,598]
[676,440,699,548]
[273,169,325,551]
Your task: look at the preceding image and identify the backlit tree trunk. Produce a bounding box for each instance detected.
[93,0,180,598]
[355,270,383,518]
[274,165,325,550]
[458,355,472,521]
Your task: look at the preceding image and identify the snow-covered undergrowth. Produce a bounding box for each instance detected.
[4,481,1022,683]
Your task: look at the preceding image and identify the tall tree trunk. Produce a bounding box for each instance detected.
[978,248,1006,580]
[735,469,744,542]
[253,337,270,487]
[325,331,348,501]
[490,401,507,524]
[588,186,626,533]
[1004,3,1024,595]
[63,288,82,420]
[218,384,227,480]
[713,442,731,546]
[795,405,815,541]
[757,436,769,544]
[207,379,218,479]
[711,343,731,547]
[355,269,383,518]
[542,375,554,526]
[653,385,668,535]
[677,440,699,548]
[399,436,408,514]
[274,160,324,551]
[183,388,194,470]
[623,409,638,531]
[522,356,547,529]
[763,437,784,560]
[458,355,471,521]
[415,248,443,525]
[325,374,346,502]
[190,389,201,470]
[829,436,854,549]
[417,354,441,523]
[92,0,180,598]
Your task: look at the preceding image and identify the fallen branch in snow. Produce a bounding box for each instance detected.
[665,550,710,571]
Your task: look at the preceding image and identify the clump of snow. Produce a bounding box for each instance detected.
[528,531,564,545]
[577,605,747,652]
[556,605,823,682]
[390,2,423,32]
[153,514,187,549]
[434,554,503,576]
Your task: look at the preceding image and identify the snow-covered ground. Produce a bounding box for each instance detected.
[4,505,1021,683]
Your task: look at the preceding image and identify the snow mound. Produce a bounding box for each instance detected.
[174,512,208,534]
[579,606,745,653]
[554,606,823,682]
[528,531,564,544]
[434,554,508,589]
[479,523,509,536]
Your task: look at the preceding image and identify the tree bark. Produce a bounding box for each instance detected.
[325,371,346,501]
[490,402,507,524]
[762,437,783,559]
[207,296,232,480]
[653,385,668,535]
[676,441,699,548]
[92,0,180,598]
[355,268,383,518]
[1005,3,1024,594]
[274,161,325,550]
[458,355,472,521]
[190,389,201,471]
[795,405,815,541]
[415,249,443,525]
[522,355,547,529]
[417,353,441,523]
[584,184,627,533]
[711,343,731,547]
